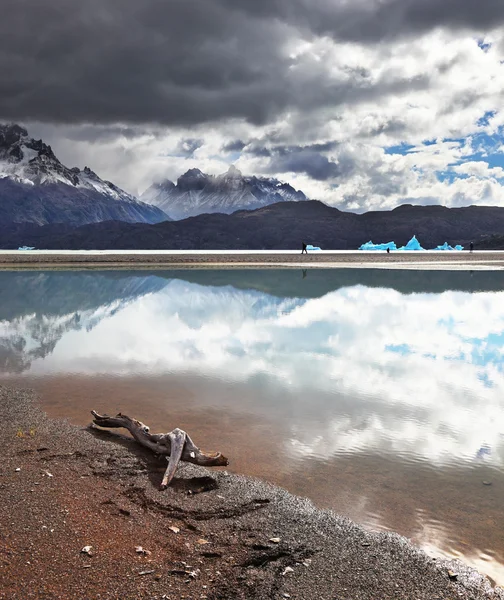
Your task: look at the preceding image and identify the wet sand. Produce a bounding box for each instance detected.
[1,250,504,270]
[5,373,503,586]
[1,385,503,600]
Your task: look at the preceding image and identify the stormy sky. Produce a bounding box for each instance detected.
[2,0,504,210]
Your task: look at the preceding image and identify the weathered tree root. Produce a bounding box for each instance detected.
[91,411,229,489]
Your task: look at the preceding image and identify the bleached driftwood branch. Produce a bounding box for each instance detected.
[91,411,229,489]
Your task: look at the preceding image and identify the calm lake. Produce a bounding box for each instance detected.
[1,268,503,584]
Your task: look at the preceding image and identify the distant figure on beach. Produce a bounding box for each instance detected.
[386,248,390,254]
[301,242,308,254]
[470,241,474,252]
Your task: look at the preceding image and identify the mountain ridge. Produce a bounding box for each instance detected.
[3,200,504,250]
[0,123,169,226]
[140,164,307,220]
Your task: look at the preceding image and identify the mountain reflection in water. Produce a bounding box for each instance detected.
[1,268,504,584]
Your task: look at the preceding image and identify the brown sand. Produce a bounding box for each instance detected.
[1,385,503,600]
[1,250,504,270]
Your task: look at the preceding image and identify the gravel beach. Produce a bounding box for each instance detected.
[1,250,504,270]
[1,385,503,600]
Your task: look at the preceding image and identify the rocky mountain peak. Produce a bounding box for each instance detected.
[224,164,242,178]
[214,164,245,192]
[141,165,307,220]
[0,123,28,148]
[153,179,176,192]
[177,168,208,191]
[179,168,205,180]
[0,123,59,165]
[0,124,30,162]
[0,123,169,226]
[83,166,100,179]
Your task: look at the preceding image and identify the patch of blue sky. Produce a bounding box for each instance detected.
[470,348,504,371]
[436,170,467,183]
[474,154,504,171]
[447,350,466,363]
[477,371,494,388]
[477,39,492,53]
[461,333,504,370]
[385,137,466,160]
[477,111,497,127]
[437,316,457,331]
[429,129,504,181]
[485,331,504,346]
[470,132,501,153]
[436,167,504,183]
[384,143,415,155]
[384,333,504,370]
[440,136,467,147]
[383,122,504,185]
[385,343,412,356]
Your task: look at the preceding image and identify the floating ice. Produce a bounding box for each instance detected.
[434,242,464,251]
[306,245,321,251]
[398,235,425,251]
[358,241,397,251]
[359,237,464,251]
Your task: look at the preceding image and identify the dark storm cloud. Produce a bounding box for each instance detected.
[0,0,291,126]
[245,145,273,158]
[222,0,504,43]
[55,125,157,143]
[176,138,204,156]
[359,118,407,138]
[252,143,353,181]
[440,91,494,115]
[0,0,501,128]
[244,140,339,158]
[221,140,247,153]
[268,151,343,180]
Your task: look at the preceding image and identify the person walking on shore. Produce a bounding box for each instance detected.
[301,242,308,254]
[470,241,474,252]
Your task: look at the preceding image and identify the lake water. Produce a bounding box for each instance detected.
[1,268,504,585]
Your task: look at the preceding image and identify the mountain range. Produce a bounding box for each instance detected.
[3,123,504,250]
[140,164,307,220]
[0,124,168,226]
[3,200,504,250]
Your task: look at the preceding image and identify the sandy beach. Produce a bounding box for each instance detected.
[1,249,504,269]
[1,385,503,600]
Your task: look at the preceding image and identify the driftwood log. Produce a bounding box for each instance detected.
[91,411,229,489]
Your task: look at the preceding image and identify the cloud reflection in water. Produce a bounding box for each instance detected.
[1,272,504,470]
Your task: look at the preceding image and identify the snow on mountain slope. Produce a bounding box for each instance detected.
[0,124,169,226]
[141,165,307,220]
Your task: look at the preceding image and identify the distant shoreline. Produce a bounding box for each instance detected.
[1,250,504,270]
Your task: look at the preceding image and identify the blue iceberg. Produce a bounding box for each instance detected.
[18,246,35,251]
[359,235,463,251]
[434,242,464,251]
[398,235,425,251]
[358,241,397,251]
[306,244,321,251]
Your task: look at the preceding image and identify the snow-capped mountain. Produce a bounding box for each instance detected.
[140,165,307,220]
[0,123,168,226]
